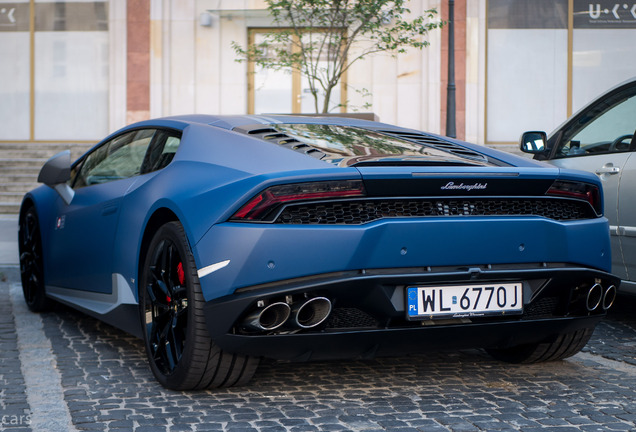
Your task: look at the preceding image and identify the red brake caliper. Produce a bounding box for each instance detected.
[168,263,185,303]
[177,262,185,285]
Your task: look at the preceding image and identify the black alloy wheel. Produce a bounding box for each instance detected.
[19,207,50,312]
[140,221,259,390]
[142,232,189,376]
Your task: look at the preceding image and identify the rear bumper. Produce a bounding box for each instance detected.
[193,217,612,302]
[204,316,603,362]
[202,264,619,361]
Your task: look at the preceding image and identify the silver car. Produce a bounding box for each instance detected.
[520,77,636,295]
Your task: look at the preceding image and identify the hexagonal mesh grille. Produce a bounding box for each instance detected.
[325,308,379,329]
[523,297,560,318]
[274,198,595,224]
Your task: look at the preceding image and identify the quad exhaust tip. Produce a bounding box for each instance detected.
[586,283,616,312]
[241,296,333,332]
[242,301,291,331]
[586,283,603,312]
[291,296,332,329]
[602,285,617,310]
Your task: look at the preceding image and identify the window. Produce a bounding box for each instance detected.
[141,131,181,173]
[554,88,636,158]
[74,129,156,188]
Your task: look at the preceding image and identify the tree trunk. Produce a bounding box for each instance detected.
[321,85,334,114]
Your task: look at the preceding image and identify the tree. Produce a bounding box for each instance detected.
[232,0,442,114]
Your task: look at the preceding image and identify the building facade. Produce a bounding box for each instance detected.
[1,0,635,147]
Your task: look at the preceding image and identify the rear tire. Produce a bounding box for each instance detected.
[486,327,594,363]
[139,221,259,390]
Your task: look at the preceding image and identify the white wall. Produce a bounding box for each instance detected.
[109,0,127,134]
[572,29,636,113]
[465,0,486,145]
[148,0,444,134]
[486,28,568,143]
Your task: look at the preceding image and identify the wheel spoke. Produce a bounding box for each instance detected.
[150,318,169,351]
[166,320,182,366]
[149,264,161,284]
[20,252,31,272]
[172,315,187,355]
[30,234,40,256]
[147,263,172,305]
[166,244,178,295]
[158,318,177,370]
[156,241,179,297]
[24,275,37,303]
[22,215,33,246]
[163,341,176,371]
[145,282,157,303]
[159,241,170,283]
[156,280,171,303]
[31,259,42,277]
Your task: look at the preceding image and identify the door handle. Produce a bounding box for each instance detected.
[594,166,620,175]
[622,226,636,237]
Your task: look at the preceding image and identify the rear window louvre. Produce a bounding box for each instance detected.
[376,130,490,164]
[234,125,326,159]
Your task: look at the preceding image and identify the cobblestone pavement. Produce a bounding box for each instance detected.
[1,266,636,432]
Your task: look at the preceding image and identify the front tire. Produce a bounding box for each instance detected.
[19,206,51,312]
[486,327,594,363]
[139,221,259,390]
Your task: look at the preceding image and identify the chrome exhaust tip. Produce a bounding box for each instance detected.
[586,283,603,312]
[602,285,617,310]
[291,297,332,329]
[242,302,291,331]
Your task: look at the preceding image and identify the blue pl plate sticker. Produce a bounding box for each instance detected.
[407,287,418,316]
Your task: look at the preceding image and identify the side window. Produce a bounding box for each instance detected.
[68,158,84,187]
[555,90,636,158]
[141,130,181,173]
[74,129,156,188]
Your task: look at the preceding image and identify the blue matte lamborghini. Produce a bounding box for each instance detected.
[19,115,619,390]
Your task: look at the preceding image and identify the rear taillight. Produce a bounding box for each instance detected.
[547,180,601,215]
[231,180,366,221]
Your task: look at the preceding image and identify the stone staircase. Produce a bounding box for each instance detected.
[0,143,94,214]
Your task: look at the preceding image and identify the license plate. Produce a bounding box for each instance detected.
[406,282,523,320]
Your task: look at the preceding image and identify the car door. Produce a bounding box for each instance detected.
[546,86,636,281]
[47,129,157,294]
[616,153,636,283]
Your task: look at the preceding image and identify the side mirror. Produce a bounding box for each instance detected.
[38,150,75,205]
[519,131,548,154]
